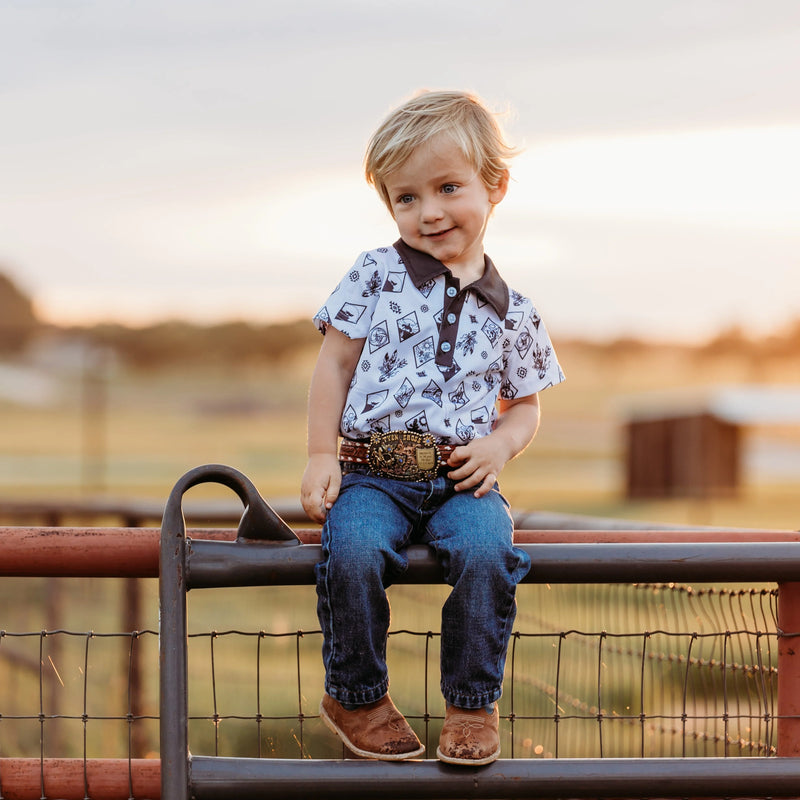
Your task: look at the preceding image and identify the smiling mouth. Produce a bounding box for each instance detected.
[424,227,455,239]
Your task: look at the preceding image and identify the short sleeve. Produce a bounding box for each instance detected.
[501,305,565,399]
[312,251,387,340]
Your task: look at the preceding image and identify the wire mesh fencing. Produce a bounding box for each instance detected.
[0,628,160,762]
[181,582,778,761]
[3,580,775,763]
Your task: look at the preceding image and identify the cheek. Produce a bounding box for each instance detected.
[392,209,416,229]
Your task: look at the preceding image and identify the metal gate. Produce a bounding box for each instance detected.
[159,464,800,799]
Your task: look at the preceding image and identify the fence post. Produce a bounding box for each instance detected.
[159,463,301,800]
[159,474,191,800]
[778,581,800,756]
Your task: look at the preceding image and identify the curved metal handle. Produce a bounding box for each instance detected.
[160,463,302,799]
[162,463,300,543]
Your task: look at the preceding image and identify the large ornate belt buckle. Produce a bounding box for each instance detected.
[367,430,440,481]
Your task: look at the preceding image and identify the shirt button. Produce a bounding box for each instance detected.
[440,341,452,352]
[446,286,457,297]
[446,313,457,324]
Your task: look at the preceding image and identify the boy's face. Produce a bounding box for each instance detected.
[383,134,508,280]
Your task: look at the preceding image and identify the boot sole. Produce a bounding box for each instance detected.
[436,745,500,766]
[319,701,425,761]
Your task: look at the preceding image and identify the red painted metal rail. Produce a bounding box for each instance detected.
[0,758,160,800]
[3,525,800,577]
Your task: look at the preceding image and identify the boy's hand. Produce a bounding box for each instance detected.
[446,436,512,498]
[446,393,541,498]
[301,453,342,524]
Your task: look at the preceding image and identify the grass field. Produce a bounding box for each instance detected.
[0,339,797,759]
[2,339,797,524]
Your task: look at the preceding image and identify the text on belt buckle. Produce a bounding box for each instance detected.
[367,431,441,481]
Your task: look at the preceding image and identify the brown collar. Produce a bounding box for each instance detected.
[393,239,510,319]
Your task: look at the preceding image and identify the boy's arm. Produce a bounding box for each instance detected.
[301,327,364,523]
[447,393,541,498]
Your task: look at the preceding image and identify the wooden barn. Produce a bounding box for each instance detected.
[623,385,800,500]
[625,412,740,499]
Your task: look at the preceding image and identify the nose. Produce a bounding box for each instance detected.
[419,194,444,224]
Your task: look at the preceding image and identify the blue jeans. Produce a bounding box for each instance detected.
[315,467,531,709]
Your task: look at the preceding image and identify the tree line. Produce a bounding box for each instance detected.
[76,318,320,368]
[0,271,320,367]
[2,270,798,369]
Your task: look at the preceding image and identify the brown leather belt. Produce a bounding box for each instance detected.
[339,432,456,481]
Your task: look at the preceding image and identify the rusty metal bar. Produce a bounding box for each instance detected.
[2,520,765,585]
[2,526,798,578]
[0,758,160,800]
[0,527,229,577]
[778,581,800,756]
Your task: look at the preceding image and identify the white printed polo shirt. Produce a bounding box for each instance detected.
[313,239,565,445]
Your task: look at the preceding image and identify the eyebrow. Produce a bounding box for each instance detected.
[386,169,473,193]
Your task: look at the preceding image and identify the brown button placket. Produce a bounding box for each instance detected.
[436,277,466,369]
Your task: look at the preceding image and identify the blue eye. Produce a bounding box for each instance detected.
[398,194,414,205]
[442,184,457,194]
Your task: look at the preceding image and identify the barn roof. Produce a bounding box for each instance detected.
[622,384,800,425]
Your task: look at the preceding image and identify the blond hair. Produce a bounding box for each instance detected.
[365,90,517,211]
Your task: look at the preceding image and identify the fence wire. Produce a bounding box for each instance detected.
[0,583,779,762]
[0,628,160,763]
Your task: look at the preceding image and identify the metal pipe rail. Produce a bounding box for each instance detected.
[4,526,799,579]
[188,756,800,799]
[0,758,161,800]
[185,537,800,586]
[159,464,800,800]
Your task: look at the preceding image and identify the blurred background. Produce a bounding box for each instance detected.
[1,0,799,524]
[1,2,799,765]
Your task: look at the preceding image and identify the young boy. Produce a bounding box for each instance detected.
[301,90,564,764]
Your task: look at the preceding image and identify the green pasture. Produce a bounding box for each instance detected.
[1,344,797,526]
[0,343,796,759]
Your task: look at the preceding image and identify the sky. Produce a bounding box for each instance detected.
[1,0,799,343]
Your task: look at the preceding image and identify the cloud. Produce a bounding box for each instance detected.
[2,0,800,338]
[510,126,800,230]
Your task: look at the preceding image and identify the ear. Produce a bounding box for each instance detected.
[488,169,509,205]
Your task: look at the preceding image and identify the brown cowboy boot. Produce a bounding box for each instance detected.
[320,693,425,760]
[437,704,500,765]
